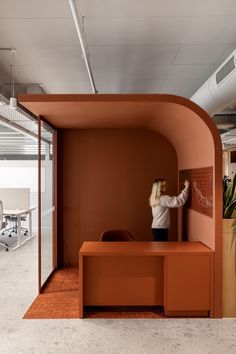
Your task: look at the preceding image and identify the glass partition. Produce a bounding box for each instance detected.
[39,119,56,289]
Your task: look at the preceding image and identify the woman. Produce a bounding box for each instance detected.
[149,178,190,241]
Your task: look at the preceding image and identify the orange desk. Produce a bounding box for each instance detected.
[79,242,214,318]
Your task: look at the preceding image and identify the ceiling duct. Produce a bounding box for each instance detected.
[3,83,45,97]
[213,114,236,133]
[191,49,236,116]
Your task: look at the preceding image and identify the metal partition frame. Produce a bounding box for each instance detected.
[38,116,57,293]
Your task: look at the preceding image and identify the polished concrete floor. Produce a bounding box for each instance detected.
[0,237,236,354]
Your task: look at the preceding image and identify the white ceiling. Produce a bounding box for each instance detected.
[0,0,236,98]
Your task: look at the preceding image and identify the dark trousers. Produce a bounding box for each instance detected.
[152,228,168,242]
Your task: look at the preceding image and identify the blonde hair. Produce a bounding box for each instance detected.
[149,179,166,207]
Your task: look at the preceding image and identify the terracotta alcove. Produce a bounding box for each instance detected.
[19,94,222,317]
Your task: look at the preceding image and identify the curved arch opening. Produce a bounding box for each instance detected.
[19,93,223,317]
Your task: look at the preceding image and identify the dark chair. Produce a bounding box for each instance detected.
[100,229,135,242]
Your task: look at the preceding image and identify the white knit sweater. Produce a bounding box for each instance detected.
[151,187,189,229]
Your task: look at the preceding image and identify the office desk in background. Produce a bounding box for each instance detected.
[3,206,37,250]
[79,241,214,318]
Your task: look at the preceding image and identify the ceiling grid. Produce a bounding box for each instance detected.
[0,0,236,148]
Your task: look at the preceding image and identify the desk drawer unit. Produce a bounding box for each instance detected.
[164,254,213,317]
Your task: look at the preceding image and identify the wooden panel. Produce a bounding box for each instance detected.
[84,256,163,306]
[210,253,215,318]
[164,255,211,313]
[80,241,214,256]
[79,254,84,318]
[179,167,213,217]
[223,219,236,317]
[58,129,178,266]
[164,310,209,317]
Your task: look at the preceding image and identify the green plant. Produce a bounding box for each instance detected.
[223,174,236,218]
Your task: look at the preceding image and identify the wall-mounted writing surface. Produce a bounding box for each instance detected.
[179,167,213,217]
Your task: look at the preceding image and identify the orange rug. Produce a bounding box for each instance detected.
[24,267,166,319]
[24,268,80,319]
[85,306,165,319]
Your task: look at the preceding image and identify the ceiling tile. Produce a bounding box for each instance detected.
[0,19,78,47]
[93,68,168,86]
[84,17,192,46]
[182,17,236,44]
[79,0,236,17]
[89,45,179,69]
[0,47,84,67]
[96,77,165,93]
[2,65,90,85]
[166,64,218,81]
[0,0,71,18]
[160,80,204,98]
[0,0,235,99]
[174,45,235,64]
[44,81,92,94]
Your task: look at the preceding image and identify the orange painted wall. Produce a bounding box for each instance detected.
[148,104,216,250]
[58,129,178,266]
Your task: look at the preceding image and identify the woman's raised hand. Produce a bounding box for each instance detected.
[184,179,190,189]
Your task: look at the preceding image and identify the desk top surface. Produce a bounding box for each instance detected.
[79,241,213,256]
[3,206,37,216]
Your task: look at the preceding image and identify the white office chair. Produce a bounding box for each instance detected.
[3,214,28,237]
[0,201,9,251]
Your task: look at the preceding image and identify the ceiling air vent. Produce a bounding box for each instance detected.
[216,56,235,84]
[191,49,236,115]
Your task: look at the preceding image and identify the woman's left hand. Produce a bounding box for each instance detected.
[184,179,190,189]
